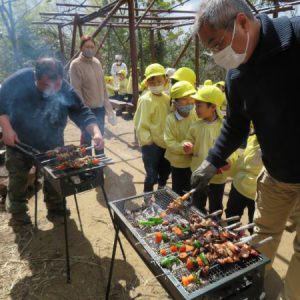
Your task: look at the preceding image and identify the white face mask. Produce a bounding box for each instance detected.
[149,85,165,95]
[212,21,249,70]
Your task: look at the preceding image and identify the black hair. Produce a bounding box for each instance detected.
[35,57,64,80]
[171,78,178,85]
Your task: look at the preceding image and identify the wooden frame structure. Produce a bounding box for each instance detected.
[34,0,300,107]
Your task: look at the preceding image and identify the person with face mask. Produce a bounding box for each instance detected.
[192,1,300,299]
[70,35,115,155]
[0,58,104,225]
[164,81,197,195]
[110,54,128,89]
[183,85,236,213]
[134,63,171,192]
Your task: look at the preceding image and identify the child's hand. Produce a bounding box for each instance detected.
[221,160,231,171]
[183,142,193,154]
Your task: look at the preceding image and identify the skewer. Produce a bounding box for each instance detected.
[224,221,242,230]
[41,152,105,164]
[233,223,255,232]
[235,233,258,246]
[205,210,223,219]
[218,216,240,223]
[251,236,273,248]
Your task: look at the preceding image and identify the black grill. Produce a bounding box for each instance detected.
[109,188,270,300]
[35,153,113,197]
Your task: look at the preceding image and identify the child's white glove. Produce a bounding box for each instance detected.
[108,110,117,126]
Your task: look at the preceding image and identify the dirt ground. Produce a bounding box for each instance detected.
[0,116,296,300]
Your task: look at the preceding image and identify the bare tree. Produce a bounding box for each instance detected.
[0,0,20,67]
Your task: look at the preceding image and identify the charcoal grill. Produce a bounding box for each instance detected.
[107,188,270,300]
[14,142,126,282]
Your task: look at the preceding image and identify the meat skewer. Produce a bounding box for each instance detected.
[233,223,255,232]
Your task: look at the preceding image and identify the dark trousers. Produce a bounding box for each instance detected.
[171,166,191,196]
[141,144,171,192]
[193,183,225,214]
[225,184,255,233]
[81,107,105,155]
[5,147,62,213]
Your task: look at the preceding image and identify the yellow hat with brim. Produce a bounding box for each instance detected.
[171,81,196,100]
[215,81,225,87]
[144,63,166,81]
[170,67,196,85]
[192,85,224,119]
[204,79,213,86]
[117,69,126,76]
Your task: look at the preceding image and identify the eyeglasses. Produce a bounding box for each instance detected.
[205,18,236,54]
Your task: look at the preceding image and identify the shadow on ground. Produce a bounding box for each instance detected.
[9,218,139,300]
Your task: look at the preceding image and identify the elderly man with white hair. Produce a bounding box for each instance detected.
[191,1,300,299]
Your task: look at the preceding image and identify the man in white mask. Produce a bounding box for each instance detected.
[192,1,300,299]
[110,54,128,88]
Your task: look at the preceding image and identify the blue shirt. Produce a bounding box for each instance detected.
[0,68,97,152]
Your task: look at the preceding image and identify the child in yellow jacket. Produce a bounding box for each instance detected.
[164,81,197,195]
[134,63,171,192]
[225,133,263,233]
[115,69,128,101]
[183,85,235,213]
[104,76,115,98]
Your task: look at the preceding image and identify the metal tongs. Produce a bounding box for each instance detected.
[14,141,40,157]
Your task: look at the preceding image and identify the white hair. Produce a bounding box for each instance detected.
[193,0,254,35]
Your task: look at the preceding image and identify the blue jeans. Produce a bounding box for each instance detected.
[141,144,171,192]
[81,107,105,155]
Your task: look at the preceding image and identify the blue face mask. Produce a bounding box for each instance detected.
[175,103,194,115]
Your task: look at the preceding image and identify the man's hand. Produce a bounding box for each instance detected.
[3,127,19,146]
[191,160,218,193]
[93,132,104,150]
[86,123,104,151]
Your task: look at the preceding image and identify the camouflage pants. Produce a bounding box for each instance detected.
[5,147,63,213]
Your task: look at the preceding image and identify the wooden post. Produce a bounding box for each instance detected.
[172,36,192,68]
[58,25,66,62]
[128,0,139,109]
[195,34,200,87]
[70,16,78,58]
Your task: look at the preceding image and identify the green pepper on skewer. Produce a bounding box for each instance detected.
[199,253,209,266]
[192,240,202,248]
[160,255,180,268]
[139,217,164,226]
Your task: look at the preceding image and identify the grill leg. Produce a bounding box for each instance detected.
[73,193,84,233]
[62,196,71,283]
[34,166,38,229]
[105,227,119,300]
[101,185,126,261]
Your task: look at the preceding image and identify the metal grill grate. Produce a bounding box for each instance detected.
[110,187,269,298]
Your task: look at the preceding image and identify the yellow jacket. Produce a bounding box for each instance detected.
[116,78,128,95]
[127,75,142,94]
[185,118,234,184]
[164,111,197,168]
[134,91,170,148]
[232,134,263,200]
[105,83,115,97]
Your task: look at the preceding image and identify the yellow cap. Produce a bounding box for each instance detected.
[171,67,196,85]
[192,85,224,119]
[170,81,196,99]
[104,76,113,82]
[144,63,166,81]
[204,79,213,86]
[117,69,126,76]
[215,80,225,87]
